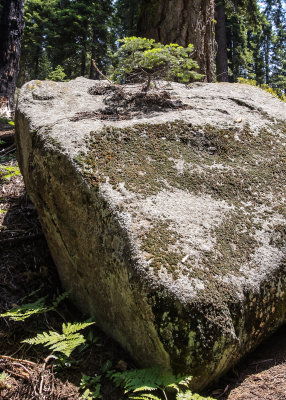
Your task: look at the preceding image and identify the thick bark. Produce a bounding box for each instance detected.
[215,1,228,82]
[0,0,25,111]
[137,0,215,82]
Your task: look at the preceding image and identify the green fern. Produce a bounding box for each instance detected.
[0,292,69,321]
[22,321,95,357]
[129,394,160,400]
[0,297,48,321]
[176,391,215,400]
[0,164,21,181]
[108,367,214,400]
[108,367,192,400]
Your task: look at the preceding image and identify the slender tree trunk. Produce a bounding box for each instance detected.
[265,35,270,84]
[137,0,215,82]
[34,46,41,78]
[89,28,99,80]
[215,1,228,81]
[81,41,87,77]
[227,24,234,82]
[80,20,88,77]
[0,0,25,111]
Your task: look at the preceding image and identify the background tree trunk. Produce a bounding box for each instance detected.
[215,1,228,81]
[89,27,100,80]
[137,0,215,82]
[0,0,25,112]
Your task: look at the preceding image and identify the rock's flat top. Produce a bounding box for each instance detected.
[17,78,286,309]
[20,78,286,157]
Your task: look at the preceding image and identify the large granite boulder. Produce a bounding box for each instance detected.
[15,78,286,390]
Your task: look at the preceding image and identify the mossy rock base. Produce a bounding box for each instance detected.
[15,78,286,390]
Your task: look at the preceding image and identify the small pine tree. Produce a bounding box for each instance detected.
[112,37,203,91]
[48,65,67,82]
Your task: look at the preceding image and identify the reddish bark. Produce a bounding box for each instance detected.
[137,0,215,82]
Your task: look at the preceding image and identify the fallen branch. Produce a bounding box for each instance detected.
[0,355,37,366]
[0,144,16,155]
[91,59,119,86]
[4,368,30,380]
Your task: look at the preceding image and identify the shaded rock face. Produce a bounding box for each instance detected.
[15,78,286,390]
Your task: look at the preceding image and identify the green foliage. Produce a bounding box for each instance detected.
[0,116,13,125]
[80,374,102,399]
[237,77,286,102]
[48,65,67,81]
[224,0,286,95]
[19,0,114,82]
[0,372,11,390]
[0,165,21,181]
[0,291,69,321]
[22,321,95,357]
[113,0,140,39]
[177,392,215,400]
[113,37,203,89]
[107,366,213,400]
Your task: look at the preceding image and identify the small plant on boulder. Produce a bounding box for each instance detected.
[48,65,67,82]
[112,37,203,91]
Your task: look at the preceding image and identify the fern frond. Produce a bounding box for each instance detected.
[0,292,70,321]
[109,366,188,396]
[130,394,161,400]
[176,376,193,389]
[22,321,95,357]
[176,391,215,400]
[62,321,94,335]
[133,386,158,393]
[0,297,47,321]
[49,291,70,310]
[23,330,62,345]
[49,335,86,356]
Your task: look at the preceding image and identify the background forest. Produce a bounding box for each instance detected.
[0,0,285,96]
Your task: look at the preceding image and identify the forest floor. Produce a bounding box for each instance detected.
[0,122,285,400]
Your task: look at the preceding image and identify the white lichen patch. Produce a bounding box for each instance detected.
[135,188,232,251]
[221,212,286,292]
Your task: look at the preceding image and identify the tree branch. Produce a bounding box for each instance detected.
[91,59,118,86]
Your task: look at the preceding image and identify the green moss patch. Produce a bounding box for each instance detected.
[141,221,183,277]
[82,120,286,280]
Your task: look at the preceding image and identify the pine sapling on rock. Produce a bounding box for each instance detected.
[112,37,203,91]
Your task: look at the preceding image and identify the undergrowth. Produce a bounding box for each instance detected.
[0,291,69,321]
[23,321,95,357]
[0,164,21,181]
[237,77,286,102]
[1,295,214,400]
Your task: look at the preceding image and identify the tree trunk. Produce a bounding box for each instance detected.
[0,0,25,112]
[137,0,215,82]
[89,28,99,80]
[81,39,87,77]
[265,34,270,85]
[215,1,228,81]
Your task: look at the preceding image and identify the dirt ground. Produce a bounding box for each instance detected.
[0,124,285,399]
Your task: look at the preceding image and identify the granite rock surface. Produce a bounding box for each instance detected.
[15,78,286,389]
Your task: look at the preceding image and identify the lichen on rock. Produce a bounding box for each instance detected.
[15,77,286,390]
